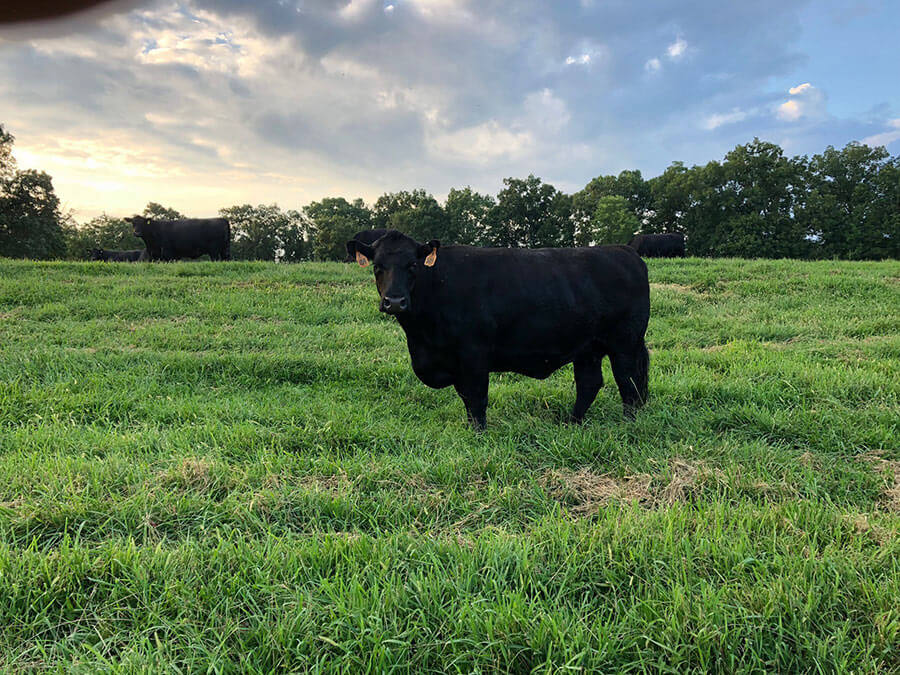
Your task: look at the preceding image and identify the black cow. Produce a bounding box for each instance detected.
[345,228,390,262]
[89,248,147,262]
[350,230,650,429]
[125,215,231,261]
[627,233,685,258]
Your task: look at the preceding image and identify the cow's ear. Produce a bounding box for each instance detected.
[124,217,133,223]
[417,240,440,267]
[355,241,375,267]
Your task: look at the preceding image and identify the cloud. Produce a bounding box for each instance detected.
[427,121,533,164]
[426,88,571,165]
[564,41,606,67]
[643,35,687,74]
[666,36,687,60]
[776,82,826,121]
[1,0,896,219]
[862,119,900,148]
[703,108,749,130]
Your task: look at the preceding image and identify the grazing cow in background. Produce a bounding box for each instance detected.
[628,233,686,258]
[345,228,390,262]
[126,215,231,261]
[89,248,147,262]
[351,230,650,429]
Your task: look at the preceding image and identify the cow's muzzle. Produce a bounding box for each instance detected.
[380,296,408,314]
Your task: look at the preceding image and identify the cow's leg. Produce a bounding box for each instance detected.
[570,354,604,424]
[454,371,489,431]
[609,341,649,420]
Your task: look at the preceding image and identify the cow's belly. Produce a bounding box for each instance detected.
[173,243,207,259]
[491,349,580,379]
[407,341,456,389]
[489,319,596,378]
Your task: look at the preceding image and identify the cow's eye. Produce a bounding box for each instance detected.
[373,264,383,273]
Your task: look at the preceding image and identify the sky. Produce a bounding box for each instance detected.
[0,0,898,220]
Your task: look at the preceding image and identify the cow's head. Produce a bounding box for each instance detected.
[125,215,151,238]
[349,230,439,315]
[89,248,104,261]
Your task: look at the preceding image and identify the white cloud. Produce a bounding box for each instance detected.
[131,8,277,77]
[427,121,534,163]
[406,0,474,24]
[2,0,887,219]
[666,37,687,60]
[703,108,748,130]
[339,0,379,21]
[522,88,571,134]
[862,118,900,147]
[776,82,826,122]
[777,99,802,121]
[426,88,570,164]
[144,113,180,126]
[564,41,606,67]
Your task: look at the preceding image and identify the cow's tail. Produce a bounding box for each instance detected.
[634,340,649,406]
[224,220,232,261]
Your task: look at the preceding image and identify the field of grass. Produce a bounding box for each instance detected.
[0,256,898,672]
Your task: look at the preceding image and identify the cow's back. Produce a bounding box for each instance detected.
[152,218,230,259]
[629,233,685,257]
[407,245,648,376]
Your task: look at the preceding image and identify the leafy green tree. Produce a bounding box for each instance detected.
[220,203,309,261]
[646,162,692,235]
[142,202,185,220]
[279,213,312,262]
[65,214,144,259]
[485,175,573,248]
[372,189,451,242]
[0,124,64,258]
[305,197,372,261]
[0,168,67,259]
[444,187,495,246]
[798,142,899,259]
[0,124,14,182]
[573,170,652,233]
[672,139,808,258]
[576,195,640,246]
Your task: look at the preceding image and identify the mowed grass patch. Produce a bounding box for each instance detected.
[0,257,898,672]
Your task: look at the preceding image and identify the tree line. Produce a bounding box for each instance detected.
[2,124,897,261]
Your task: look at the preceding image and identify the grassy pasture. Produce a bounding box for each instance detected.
[0,257,898,672]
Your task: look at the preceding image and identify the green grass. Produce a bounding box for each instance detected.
[0,257,898,672]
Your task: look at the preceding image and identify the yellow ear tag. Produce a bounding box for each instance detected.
[356,251,370,267]
[424,249,437,267]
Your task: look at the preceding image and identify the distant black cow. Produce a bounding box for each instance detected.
[89,248,147,262]
[350,230,650,429]
[125,215,231,261]
[627,233,685,258]
[345,228,390,262]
